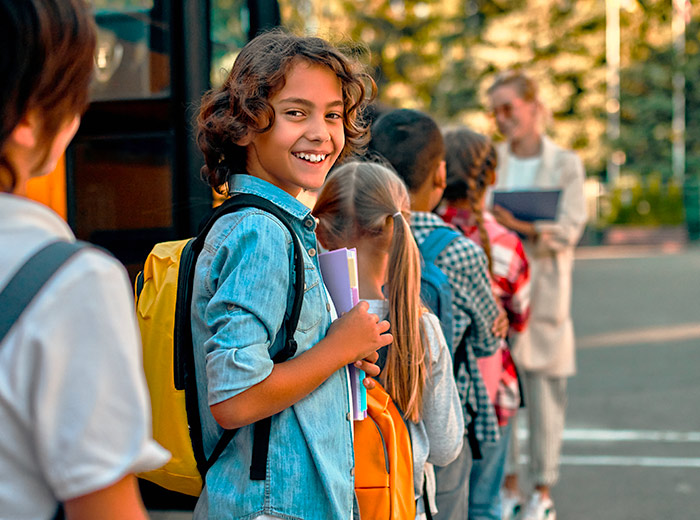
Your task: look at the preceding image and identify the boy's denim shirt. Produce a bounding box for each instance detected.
[191,175,354,520]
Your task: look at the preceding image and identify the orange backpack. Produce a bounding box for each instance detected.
[354,381,416,520]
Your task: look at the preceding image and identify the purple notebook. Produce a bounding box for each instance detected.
[318,248,367,420]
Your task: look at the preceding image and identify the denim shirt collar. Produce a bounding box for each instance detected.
[229,174,312,224]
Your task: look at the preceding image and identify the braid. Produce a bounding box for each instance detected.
[466,143,494,277]
[443,127,497,277]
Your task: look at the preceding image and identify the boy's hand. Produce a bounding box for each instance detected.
[354,351,380,389]
[326,300,392,365]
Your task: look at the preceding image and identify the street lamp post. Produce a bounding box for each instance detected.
[606,0,621,187]
[672,0,687,184]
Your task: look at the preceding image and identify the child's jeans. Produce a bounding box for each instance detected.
[467,422,513,520]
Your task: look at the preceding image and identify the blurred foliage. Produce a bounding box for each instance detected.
[210,0,248,86]
[89,0,699,192]
[276,0,698,192]
[602,175,685,226]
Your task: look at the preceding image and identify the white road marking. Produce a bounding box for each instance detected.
[576,322,700,348]
[575,243,684,260]
[518,427,700,443]
[515,428,700,468]
[518,454,700,469]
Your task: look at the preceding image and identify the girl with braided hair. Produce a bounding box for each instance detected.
[438,126,531,520]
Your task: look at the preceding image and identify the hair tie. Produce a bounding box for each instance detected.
[392,211,402,218]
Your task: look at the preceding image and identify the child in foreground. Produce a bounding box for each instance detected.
[0,1,169,518]
[440,126,531,520]
[192,31,391,519]
[314,160,464,519]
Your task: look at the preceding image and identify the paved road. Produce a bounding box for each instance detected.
[535,244,700,520]
[150,244,700,520]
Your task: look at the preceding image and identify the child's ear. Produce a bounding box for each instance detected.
[435,160,447,190]
[486,168,496,186]
[9,111,40,149]
[235,131,254,147]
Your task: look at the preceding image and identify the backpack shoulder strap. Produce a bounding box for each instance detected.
[181,194,306,482]
[0,241,90,345]
[418,227,461,264]
[191,193,305,360]
[452,331,482,460]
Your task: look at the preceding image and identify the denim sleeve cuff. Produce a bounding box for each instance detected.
[205,342,274,405]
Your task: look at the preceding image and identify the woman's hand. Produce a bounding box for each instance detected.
[493,205,538,240]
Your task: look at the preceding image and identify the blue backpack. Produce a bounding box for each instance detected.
[417,227,461,353]
[416,226,482,460]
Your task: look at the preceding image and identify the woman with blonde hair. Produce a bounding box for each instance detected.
[487,69,587,520]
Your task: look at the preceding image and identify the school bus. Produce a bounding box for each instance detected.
[28,0,281,282]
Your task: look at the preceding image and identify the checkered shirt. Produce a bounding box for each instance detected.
[411,211,502,443]
[440,207,531,335]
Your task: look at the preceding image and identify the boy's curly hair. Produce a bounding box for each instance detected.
[197,29,376,194]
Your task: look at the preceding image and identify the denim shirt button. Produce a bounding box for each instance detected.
[308,248,317,257]
[350,467,355,476]
[304,218,314,228]
[346,412,351,421]
[326,303,331,312]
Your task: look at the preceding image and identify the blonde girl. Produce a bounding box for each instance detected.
[314,161,464,519]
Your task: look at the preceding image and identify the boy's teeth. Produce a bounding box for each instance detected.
[294,152,326,163]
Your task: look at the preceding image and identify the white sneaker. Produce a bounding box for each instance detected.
[521,491,556,520]
[501,489,523,520]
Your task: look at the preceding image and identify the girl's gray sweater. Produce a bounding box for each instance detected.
[364,299,464,514]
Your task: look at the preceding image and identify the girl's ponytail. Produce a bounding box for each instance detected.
[385,210,426,422]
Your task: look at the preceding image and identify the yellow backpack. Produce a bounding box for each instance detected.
[134,193,304,496]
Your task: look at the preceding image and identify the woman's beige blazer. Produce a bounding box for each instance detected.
[493,136,587,377]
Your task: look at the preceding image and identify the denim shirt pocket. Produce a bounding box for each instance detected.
[295,261,325,335]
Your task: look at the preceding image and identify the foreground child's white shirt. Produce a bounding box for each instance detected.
[0,194,169,519]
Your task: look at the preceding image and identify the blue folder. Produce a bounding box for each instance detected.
[492,189,562,222]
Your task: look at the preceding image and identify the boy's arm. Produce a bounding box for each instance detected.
[201,214,390,430]
[446,238,501,357]
[211,303,389,429]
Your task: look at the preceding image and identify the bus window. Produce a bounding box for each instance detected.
[90,1,170,101]
[211,0,248,87]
